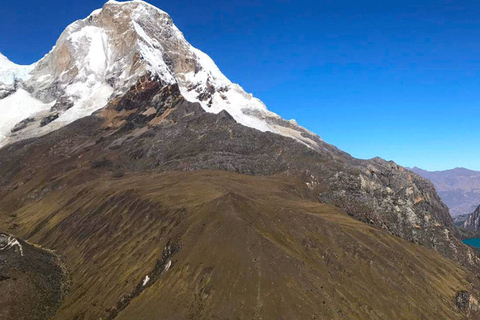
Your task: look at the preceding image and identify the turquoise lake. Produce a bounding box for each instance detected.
[463,238,480,249]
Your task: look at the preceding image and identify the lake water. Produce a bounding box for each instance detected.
[463,238,480,249]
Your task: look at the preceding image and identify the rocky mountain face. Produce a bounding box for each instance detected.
[411,167,480,217]
[463,205,480,231]
[455,213,472,227]
[1,1,480,319]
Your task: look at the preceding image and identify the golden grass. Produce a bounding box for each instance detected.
[0,170,475,319]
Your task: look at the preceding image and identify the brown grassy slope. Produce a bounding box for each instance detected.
[0,169,477,319]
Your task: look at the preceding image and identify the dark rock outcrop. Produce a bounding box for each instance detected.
[11,117,35,133]
[40,113,60,127]
[455,290,480,316]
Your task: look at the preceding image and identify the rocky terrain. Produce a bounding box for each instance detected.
[411,167,480,217]
[463,205,480,232]
[455,213,472,227]
[1,1,480,319]
[0,232,68,320]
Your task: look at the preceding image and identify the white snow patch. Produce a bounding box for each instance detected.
[0,53,35,85]
[0,89,53,144]
[178,52,322,148]
[0,53,18,69]
[132,21,176,84]
[90,8,102,16]
[270,123,318,148]
[32,26,115,131]
[164,259,172,272]
[57,80,113,125]
[67,26,110,80]
[178,47,285,134]
[142,275,150,286]
[190,48,230,87]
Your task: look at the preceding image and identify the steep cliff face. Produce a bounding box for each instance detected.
[411,167,480,217]
[464,205,480,231]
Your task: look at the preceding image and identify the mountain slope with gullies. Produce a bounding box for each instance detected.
[1,170,480,320]
[1,1,480,319]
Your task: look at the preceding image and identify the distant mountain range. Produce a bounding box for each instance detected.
[410,167,480,216]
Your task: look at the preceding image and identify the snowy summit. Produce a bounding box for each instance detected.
[0,0,319,149]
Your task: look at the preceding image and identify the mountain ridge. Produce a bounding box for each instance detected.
[410,166,480,216]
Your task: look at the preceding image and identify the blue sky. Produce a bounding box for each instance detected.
[1,0,480,171]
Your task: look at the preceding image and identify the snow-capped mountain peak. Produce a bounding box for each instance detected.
[0,0,320,149]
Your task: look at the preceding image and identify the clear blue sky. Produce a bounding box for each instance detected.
[1,0,480,171]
